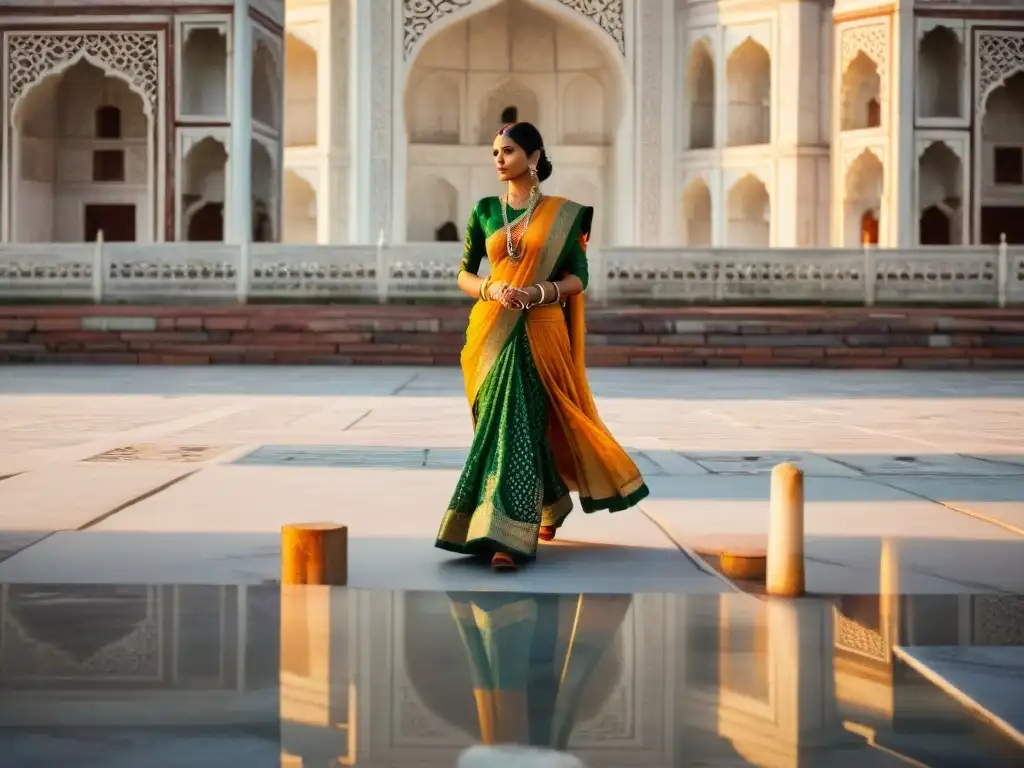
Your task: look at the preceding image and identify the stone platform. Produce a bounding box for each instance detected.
[1,305,1024,368]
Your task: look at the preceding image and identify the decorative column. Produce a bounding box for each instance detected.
[893,3,916,247]
[230,0,253,243]
[635,0,665,245]
[349,0,393,244]
[774,1,828,247]
[711,169,726,246]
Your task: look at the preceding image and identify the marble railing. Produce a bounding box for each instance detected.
[0,240,1021,306]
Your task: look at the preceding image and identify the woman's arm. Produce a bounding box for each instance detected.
[457,205,518,308]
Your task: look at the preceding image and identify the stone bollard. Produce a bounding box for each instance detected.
[766,463,805,597]
[281,522,348,586]
[458,745,587,768]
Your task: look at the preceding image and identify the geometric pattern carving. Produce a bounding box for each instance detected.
[558,0,625,54]
[7,32,160,113]
[833,608,889,661]
[841,23,888,74]
[841,23,889,104]
[976,31,1024,111]
[973,594,1024,646]
[402,0,625,58]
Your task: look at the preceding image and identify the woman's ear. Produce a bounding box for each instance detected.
[528,150,541,168]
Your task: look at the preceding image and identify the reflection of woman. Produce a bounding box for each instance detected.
[435,122,649,571]
[447,591,632,749]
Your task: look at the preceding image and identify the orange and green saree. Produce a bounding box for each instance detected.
[435,195,649,560]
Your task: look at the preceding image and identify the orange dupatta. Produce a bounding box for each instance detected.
[460,196,579,408]
[463,195,645,512]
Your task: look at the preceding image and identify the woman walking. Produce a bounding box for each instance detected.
[435,122,649,571]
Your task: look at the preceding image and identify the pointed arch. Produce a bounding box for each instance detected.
[681,178,712,247]
[686,40,715,149]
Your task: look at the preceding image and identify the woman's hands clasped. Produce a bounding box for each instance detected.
[486,280,532,310]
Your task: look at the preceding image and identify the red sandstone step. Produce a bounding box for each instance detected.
[1,305,1023,369]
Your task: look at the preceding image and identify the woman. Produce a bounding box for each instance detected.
[435,122,649,572]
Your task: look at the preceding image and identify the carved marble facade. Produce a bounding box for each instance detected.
[278,0,1024,250]
[0,0,285,244]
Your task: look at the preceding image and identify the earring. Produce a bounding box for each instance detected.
[529,166,538,180]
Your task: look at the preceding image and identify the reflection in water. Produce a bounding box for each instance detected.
[446,592,630,749]
[0,584,1021,767]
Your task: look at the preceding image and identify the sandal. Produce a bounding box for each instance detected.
[538,525,557,542]
[491,552,517,571]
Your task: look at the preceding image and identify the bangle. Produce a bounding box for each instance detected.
[536,282,547,306]
[479,278,490,301]
[552,281,561,304]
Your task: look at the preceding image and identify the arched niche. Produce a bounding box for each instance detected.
[251,138,276,241]
[841,52,882,131]
[918,26,962,119]
[284,33,318,147]
[12,58,150,243]
[682,178,712,247]
[407,175,458,242]
[686,41,715,150]
[407,71,461,144]
[726,174,770,247]
[252,39,280,131]
[283,169,318,243]
[844,150,884,246]
[181,25,228,117]
[979,70,1024,243]
[400,0,628,244]
[726,39,771,147]
[562,73,608,145]
[918,141,962,245]
[180,135,227,241]
[478,78,541,143]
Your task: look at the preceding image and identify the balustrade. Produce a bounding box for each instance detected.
[0,241,1020,307]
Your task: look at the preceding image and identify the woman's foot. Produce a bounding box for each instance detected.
[491,552,517,571]
[538,525,557,542]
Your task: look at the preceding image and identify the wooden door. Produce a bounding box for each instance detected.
[981,206,1024,244]
[84,204,136,242]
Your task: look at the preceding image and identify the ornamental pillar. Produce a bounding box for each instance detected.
[893,3,916,247]
[349,0,394,244]
[230,0,254,243]
[635,0,666,245]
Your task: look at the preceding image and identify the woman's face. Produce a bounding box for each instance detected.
[492,134,528,181]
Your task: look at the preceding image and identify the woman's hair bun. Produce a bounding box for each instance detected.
[535,149,553,182]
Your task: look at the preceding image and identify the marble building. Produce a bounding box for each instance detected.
[280,0,1024,249]
[0,0,284,244]
[2,1,1023,251]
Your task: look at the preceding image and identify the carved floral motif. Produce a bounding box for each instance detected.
[976,31,1024,111]
[402,0,625,58]
[7,32,160,113]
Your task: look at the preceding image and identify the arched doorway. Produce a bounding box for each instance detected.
[11,58,152,242]
[979,70,1024,244]
[398,0,631,244]
[180,135,228,241]
[726,174,770,247]
[844,150,884,247]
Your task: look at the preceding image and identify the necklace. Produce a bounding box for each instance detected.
[501,186,541,261]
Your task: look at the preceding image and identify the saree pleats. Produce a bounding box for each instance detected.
[447,592,632,749]
[527,303,648,512]
[436,318,571,558]
[435,195,649,559]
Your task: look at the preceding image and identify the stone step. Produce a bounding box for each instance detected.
[1,305,1023,368]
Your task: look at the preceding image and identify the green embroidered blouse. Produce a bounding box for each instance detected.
[458,196,591,290]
